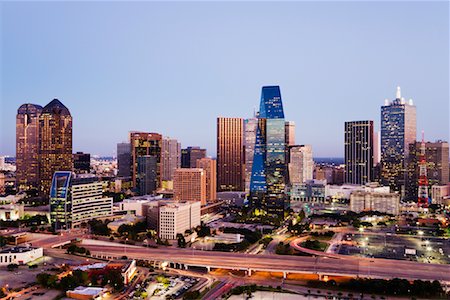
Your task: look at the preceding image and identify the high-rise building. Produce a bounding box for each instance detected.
[117,143,131,177]
[380,87,416,197]
[249,86,288,218]
[16,104,43,190]
[288,145,314,184]
[344,121,374,185]
[129,132,162,189]
[373,131,381,166]
[406,140,449,201]
[173,168,206,205]
[181,147,207,168]
[161,137,181,182]
[285,121,296,146]
[50,172,113,230]
[39,99,73,196]
[217,117,244,191]
[73,152,90,174]
[137,155,157,195]
[196,157,217,202]
[244,117,258,193]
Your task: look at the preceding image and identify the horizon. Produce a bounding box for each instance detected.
[1,1,449,157]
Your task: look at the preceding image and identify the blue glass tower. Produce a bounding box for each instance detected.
[50,171,72,230]
[249,86,288,218]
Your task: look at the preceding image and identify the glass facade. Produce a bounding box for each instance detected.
[249,86,288,217]
[50,171,72,230]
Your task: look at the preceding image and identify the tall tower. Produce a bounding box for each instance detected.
[249,86,288,218]
[380,87,416,197]
[39,99,73,196]
[244,116,258,193]
[417,131,429,207]
[16,103,43,191]
[161,137,181,182]
[217,117,244,191]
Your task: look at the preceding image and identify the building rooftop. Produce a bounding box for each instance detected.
[67,286,106,296]
[0,246,40,254]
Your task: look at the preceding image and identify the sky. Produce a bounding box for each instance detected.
[0,1,449,157]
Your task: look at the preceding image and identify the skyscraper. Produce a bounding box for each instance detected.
[39,99,73,196]
[173,168,207,205]
[181,146,206,168]
[344,120,374,185]
[217,117,244,191]
[161,137,181,182]
[249,86,288,218]
[73,152,90,174]
[117,142,131,177]
[196,157,217,202]
[137,155,158,195]
[16,103,43,191]
[285,121,296,146]
[244,117,258,193]
[288,145,314,184]
[129,132,162,189]
[380,87,416,197]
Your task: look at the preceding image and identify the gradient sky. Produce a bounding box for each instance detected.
[1,1,448,157]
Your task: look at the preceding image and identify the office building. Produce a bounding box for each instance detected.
[0,204,24,221]
[181,146,206,168]
[217,117,244,191]
[406,140,449,201]
[0,247,43,266]
[155,201,201,240]
[173,168,206,205]
[373,131,381,166]
[288,145,313,184]
[350,191,400,215]
[380,87,416,197]
[50,172,113,230]
[431,185,450,205]
[16,103,43,190]
[39,99,73,196]
[285,121,296,146]
[249,86,288,217]
[129,132,162,189]
[117,143,131,177]
[161,137,181,182]
[196,157,217,202]
[244,117,258,193]
[137,155,157,195]
[344,121,374,185]
[289,179,326,203]
[73,152,90,174]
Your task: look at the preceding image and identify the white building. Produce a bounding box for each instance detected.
[431,185,450,205]
[289,145,313,184]
[158,201,201,240]
[0,204,24,221]
[350,191,400,215]
[327,183,390,200]
[0,246,43,265]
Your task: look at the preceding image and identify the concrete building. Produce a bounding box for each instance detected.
[244,117,258,193]
[196,158,217,202]
[50,172,113,230]
[181,146,206,168]
[161,137,181,182]
[285,121,296,146]
[431,185,450,205]
[217,117,244,191]
[158,201,201,240]
[350,191,400,215]
[66,287,107,300]
[326,183,390,200]
[0,246,43,266]
[0,204,24,221]
[288,145,313,184]
[173,168,206,205]
[289,180,327,203]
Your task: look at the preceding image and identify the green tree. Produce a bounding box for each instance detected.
[177,233,186,248]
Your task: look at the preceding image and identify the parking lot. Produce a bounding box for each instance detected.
[130,273,198,299]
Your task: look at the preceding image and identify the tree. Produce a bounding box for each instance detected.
[177,234,186,248]
[7,263,18,271]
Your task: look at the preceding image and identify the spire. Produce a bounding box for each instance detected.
[396,86,401,99]
[421,130,425,144]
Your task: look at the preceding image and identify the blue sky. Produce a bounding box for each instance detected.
[1,1,448,157]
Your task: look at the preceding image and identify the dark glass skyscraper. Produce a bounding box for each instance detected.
[249,86,288,218]
[137,155,158,195]
[117,142,131,177]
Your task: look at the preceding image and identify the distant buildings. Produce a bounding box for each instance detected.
[50,172,113,230]
[344,120,374,185]
[181,146,206,168]
[288,145,313,184]
[117,142,131,177]
[380,87,416,197]
[173,168,206,205]
[161,137,181,182]
[73,152,90,174]
[249,86,288,217]
[350,191,400,215]
[137,155,157,195]
[217,117,244,191]
[196,157,217,202]
[244,117,258,193]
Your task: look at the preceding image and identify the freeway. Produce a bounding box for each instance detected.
[82,244,450,282]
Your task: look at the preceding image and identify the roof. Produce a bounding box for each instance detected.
[0,246,40,254]
[67,286,106,296]
[17,103,43,115]
[42,99,71,116]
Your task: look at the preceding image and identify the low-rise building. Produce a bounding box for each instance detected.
[66,286,107,300]
[0,246,43,265]
[289,180,327,203]
[350,191,400,215]
[0,204,24,221]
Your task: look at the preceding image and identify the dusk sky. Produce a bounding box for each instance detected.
[1,1,448,158]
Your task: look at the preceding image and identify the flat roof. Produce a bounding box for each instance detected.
[0,246,40,254]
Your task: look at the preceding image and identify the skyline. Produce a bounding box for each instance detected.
[1,1,449,157]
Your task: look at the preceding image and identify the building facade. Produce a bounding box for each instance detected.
[217,117,244,191]
[137,155,157,195]
[196,158,217,202]
[288,145,313,184]
[158,201,201,240]
[117,143,131,177]
[16,104,43,191]
[73,152,90,174]
[173,168,206,205]
[181,147,206,168]
[249,86,288,218]
[344,120,374,185]
[244,117,258,193]
[161,137,181,182]
[350,191,400,215]
[380,87,416,197]
[285,121,296,146]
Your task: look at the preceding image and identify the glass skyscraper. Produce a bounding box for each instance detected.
[249,86,288,218]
